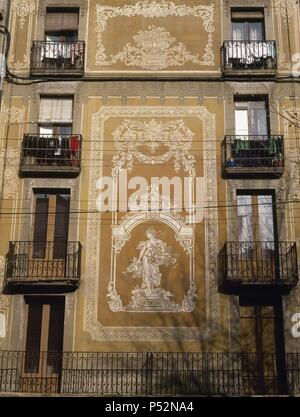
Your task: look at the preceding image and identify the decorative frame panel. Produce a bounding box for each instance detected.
[84,104,219,341]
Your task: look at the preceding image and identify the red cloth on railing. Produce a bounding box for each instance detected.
[70,135,79,166]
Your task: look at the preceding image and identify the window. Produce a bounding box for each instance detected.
[24,297,65,374]
[39,96,73,135]
[32,190,70,259]
[45,8,79,42]
[237,191,276,243]
[226,9,276,71]
[235,97,269,136]
[231,8,265,41]
[20,96,80,169]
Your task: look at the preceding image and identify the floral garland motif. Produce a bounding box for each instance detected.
[13,0,35,28]
[0,106,25,124]
[107,25,207,70]
[95,0,215,68]
[112,118,195,177]
[0,148,19,199]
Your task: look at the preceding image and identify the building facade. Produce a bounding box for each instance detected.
[0,0,300,395]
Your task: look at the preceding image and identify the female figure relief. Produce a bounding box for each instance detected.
[126,229,177,310]
[137,229,164,296]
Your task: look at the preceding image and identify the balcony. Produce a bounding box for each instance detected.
[4,241,81,294]
[30,41,85,76]
[222,135,284,178]
[19,134,82,178]
[219,242,298,295]
[0,351,299,395]
[222,41,277,76]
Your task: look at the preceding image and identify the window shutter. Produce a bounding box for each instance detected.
[45,12,79,32]
[231,9,264,20]
[47,299,65,372]
[33,196,49,258]
[47,301,65,353]
[53,194,70,259]
[25,302,43,353]
[39,98,73,123]
[24,301,43,373]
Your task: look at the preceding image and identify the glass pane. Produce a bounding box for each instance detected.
[251,109,268,135]
[58,125,72,135]
[235,109,249,136]
[237,195,253,243]
[258,195,275,249]
[249,22,264,41]
[39,125,53,136]
[232,22,246,40]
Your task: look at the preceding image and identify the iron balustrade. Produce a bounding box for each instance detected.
[20,134,82,175]
[31,41,85,74]
[5,241,81,282]
[0,351,299,395]
[220,242,298,287]
[223,135,284,171]
[222,41,277,71]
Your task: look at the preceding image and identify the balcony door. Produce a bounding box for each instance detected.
[31,191,70,278]
[237,192,275,244]
[23,296,65,393]
[239,298,287,394]
[236,191,277,280]
[230,9,270,68]
[234,98,270,167]
[38,97,73,166]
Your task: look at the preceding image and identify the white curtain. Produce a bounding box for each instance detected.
[249,22,263,41]
[232,22,245,40]
[258,195,275,250]
[252,108,268,136]
[237,195,253,243]
[230,22,264,63]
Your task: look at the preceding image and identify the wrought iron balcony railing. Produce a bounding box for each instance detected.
[4,241,81,293]
[0,351,299,395]
[19,134,82,177]
[222,41,277,73]
[30,41,85,75]
[222,135,284,177]
[219,242,298,294]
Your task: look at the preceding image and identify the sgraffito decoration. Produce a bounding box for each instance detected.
[95,1,215,69]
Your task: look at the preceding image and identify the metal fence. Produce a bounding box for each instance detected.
[5,241,81,281]
[220,242,298,285]
[20,134,82,172]
[0,351,299,395]
[222,41,277,71]
[31,41,85,74]
[222,135,284,169]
